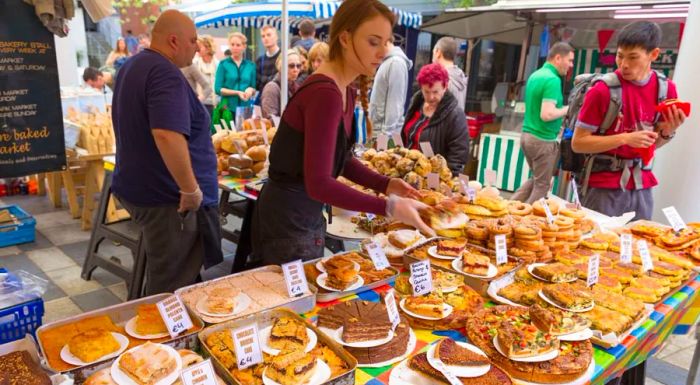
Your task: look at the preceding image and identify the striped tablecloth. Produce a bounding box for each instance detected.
[303,275,700,385]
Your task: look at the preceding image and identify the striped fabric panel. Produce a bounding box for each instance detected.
[478,134,533,192]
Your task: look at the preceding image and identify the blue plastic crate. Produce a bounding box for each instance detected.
[0,296,44,344]
[0,205,36,248]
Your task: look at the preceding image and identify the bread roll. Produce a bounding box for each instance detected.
[246,145,267,162]
[252,161,266,174]
[245,133,264,147]
[228,166,255,178]
[228,154,253,169]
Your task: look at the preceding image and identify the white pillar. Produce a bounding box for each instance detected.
[54,4,88,87]
[652,1,700,223]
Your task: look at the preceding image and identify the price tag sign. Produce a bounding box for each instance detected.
[260,128,269,146]
[213,124,223,133]
[384,289,401,330]
[253,105,262,119]
[466,188,476,203]
[281,259,309,298]
[540,198,555,225]
[409,260,433,296]
[485,169,498,186]
[427,173,439,190]
[271,115,281,128]
[366,241,391,270]
[637,240,654,272]
[233,140,244,155]
[587,254,600,287]
[391,132,404,148]
[458,174,469,195]
[427,352,462,385]
[156,295,194,338]
[662,206,687,232]
[495,234,508,265]
[376,134,389,151]
[620,234,633,264]
[570,178,582,209]
[366,213,376,221]
[420,142,434,157]
[232,323,263,369]
[220,119,230,131]
[180,359,218,385]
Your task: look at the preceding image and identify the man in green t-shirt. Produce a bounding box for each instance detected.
[512,42,574,203]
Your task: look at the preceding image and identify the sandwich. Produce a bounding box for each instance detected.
[388,230,424,249]
[420,200,468,238]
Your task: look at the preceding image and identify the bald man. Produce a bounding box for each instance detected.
[110,10,222,295]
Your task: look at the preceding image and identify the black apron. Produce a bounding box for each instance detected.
[252,78,354,265]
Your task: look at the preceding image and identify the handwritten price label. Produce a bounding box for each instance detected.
[180,359,217,385]
[427,349,462,385]
[384,289,401,330]
[156,295,194,338]
[620,234,633,264]
[366,242,390,270]
[420,142,435,157]
[495,234,508,265]
[662,206,687,232]
[232,324,263,369]
[427,173,440,190]
[570,178,582,209]
[540,198,555,225]
[637,240,654,272]
[281,259,309,298]
[485,169,498,186]
[410,260,433,296]
[376,134,389,151]
[391,132,404,148]
[587,254,600,287]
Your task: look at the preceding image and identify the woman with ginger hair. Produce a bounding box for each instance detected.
[251,0,433,264]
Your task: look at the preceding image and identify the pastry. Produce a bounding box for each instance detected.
[462,251,490,276]
[325,266,359,291]
[497,321,559,359]
[85,368,118,385]
[623,286,659,303]
[630,276,670,297]
[322,255,357,272]
[542,283,594,311]
[404,294,446,318]
[245,145,267,162]
[590,287,645,318]
[269,317,309,350]
[205,286,238,314]
[531,262,577,282]
[68,329,121,363]
[0,351,51,385]
[437,238,467,257]
[498,282,544,306]
[135,304,168,336]
[388,230,423,249]
[408,352,514,384]
[266,350,317,385]
[119,342,177,385]
[579,306,632,335]
[529,304,591,336]
[436,338,490,367]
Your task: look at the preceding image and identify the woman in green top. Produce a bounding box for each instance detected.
[215,32,256,110]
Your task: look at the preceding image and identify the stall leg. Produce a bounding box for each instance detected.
[232,200,255,273]
[687,324,700,385]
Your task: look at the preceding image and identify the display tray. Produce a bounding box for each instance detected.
[175,265,316,324]
[403,237,522,297]
[199,308,357,385]
[36,293,204,382]
[323,212,371,241]
[304,252,399,302]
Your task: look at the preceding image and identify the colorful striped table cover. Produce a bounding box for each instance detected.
[302,275,700,385]
[218,175,261,200]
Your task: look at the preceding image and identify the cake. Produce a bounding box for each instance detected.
[266,350,317,385]
[436,338,489,367]
[326,267,359,290]
[437,238,467,257]
[269,317,309,351]
[408,352,514,385]
[462,252,490,276]
[135,304,168,336]
[403,294,446,318]
[342,312,392,343]
[0,351,51,385]
[318,300,410,364]
[118,342,177,385]
[68,329,121,363]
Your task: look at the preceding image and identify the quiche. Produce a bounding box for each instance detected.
[542,283,594,311]
[498,282,545,306]
[531,263,577,283]
[590,287,645,319]
[579,306,632,335]
[404,293,446,318]
[529,304,591,336]
[496,321,559,359]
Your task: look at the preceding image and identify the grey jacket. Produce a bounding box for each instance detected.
[447,65,468,112]
[369,45,413,136]
[181,64,213,105]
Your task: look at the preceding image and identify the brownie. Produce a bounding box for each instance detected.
[0,351,51,385]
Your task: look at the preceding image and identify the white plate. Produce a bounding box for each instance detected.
[428,246,460,260]
[538,290,595,313]
[527,263,578,283]
[426,341,490,378]
[196,292,252,317]
[60,332,129,366]
[316,258,360,273]
[332,326,393,348]
[358,329,417,368]
[262,359,330,385]
[399,298,453,320]
[451,259,498,279]
[486,280,527,308]
[259,325,317,355]
[556,328,593,342]
[111,344,182,385]
[389,357,438,385]
[513,355,595,385]
[124,317,170,340]
[316,273,364,292]
[438,285,459,293]
[492,336,559,362]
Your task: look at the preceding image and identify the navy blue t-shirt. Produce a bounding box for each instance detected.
[111,49,218,207]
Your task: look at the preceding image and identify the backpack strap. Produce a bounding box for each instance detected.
[654,70,669,123]
[598,72,622,134]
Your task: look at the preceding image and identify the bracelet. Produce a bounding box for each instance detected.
[180,186,201,195]
[660,130,676,140]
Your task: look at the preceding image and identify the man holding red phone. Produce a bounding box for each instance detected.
[572,21,687,220]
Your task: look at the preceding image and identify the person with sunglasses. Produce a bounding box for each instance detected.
[260,51,303,119]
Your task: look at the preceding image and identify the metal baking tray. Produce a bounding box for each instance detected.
[175,265,317,324]
[304,251,399,302]
[199,307,357,385]
[403,237,522,297]
[36,293,204,382]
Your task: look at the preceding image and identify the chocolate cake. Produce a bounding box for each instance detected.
[0,351,51,385]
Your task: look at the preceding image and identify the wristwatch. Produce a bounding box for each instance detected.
[660,130,676,140]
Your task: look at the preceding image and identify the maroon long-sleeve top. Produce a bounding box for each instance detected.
[282,74,390,215]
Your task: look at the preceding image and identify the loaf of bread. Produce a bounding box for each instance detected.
[228,167,255,179]
[228,154,253,169]
[246,145,267,162]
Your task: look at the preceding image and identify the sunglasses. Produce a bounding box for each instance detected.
[288,63,303,69]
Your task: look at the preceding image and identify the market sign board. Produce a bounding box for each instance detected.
[0,0,66,177]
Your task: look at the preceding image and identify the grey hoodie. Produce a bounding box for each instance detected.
[447,65,468,112]
[369,45,413,136]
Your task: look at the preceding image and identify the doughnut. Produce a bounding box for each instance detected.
[487,218,512,235]
[532,198,560,217]
[466,222,489,240]
[508,247,537,259]
[515,239,545,251]
[560,206,586,219]
[507,201,533,216]
[513,223,542,239]
[554,216,575,229]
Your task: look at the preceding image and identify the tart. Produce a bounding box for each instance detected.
[531,263,577,282]
[436,338,490,367]
[497,321,559,359]
[529,304,591,336]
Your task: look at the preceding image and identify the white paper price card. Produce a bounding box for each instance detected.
[366,213,376,221]
[232,323,263,369]
[540,198,555,224]
[260,128,269,146]
[281,259,309,298]
[427,173,440,190]
[637,240,654,272]
[384,289,401,329]
[220,119,230,131]
[271,115,281,128]
[213,124,223,133]
[458,174,469,194]
[587,254,600,287]
[156,295,194,338]
[180,359,217,385]
[366,241,390,270]
[662,206,687,232]
[410,259,433,296]
[420,142,435,157]
[391,132,404,148]
[427,353,462,385]
[495,234,508,265]
[570,178,582,208]
[485,169,498,186]
[620,233,633,264]
[466,188,476,202]
[376,134,389,151]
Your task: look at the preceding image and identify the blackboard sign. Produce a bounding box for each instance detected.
[0,0,66,177]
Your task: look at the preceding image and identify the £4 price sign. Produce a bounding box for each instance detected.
[156,295,194,338]
[282,259,309,298]
[232,323,263,369]
[366,241,390,270]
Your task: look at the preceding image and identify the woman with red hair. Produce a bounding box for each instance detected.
[401,63,469,175]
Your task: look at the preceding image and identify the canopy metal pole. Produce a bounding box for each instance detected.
[280,0,289,112]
